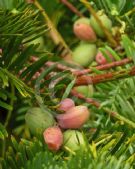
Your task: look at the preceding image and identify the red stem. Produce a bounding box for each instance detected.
[45,58,133,76]
[75,66,135,86]
[60,0,84,17]
[71,89,100,107]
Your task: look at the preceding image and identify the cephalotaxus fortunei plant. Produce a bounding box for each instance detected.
[2,0,135,168]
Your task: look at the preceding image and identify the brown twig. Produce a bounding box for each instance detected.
[45,58,133,76]
[33,0,72,60]
[80,0,117,47]
[60,0,84,17]
[71,89,135,128]
[71,89,100,107]
[75,66,135,86]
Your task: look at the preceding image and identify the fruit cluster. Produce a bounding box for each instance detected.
[72,11,114,97]
[25,98,90,152]
[72,10,114,67]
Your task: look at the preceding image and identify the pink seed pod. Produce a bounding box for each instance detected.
[73,22,97,42]
[56,106,90,129]
[32,72,40,80]
[30,56,38,62]
[58,98,75,112]
[18,67,27,76]
[0,48,2,54]
[43,127,63,151]
[96,51,114,65]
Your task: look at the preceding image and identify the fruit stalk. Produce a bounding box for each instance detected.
[71,89,135,129]
[45,58,133,76]
[75,66,135,86]
[71,89,100,108]
[80,0,117,47]
[60,0,84,17]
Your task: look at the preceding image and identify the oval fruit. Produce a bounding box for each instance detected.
[58,98,75,112]
[96,51,114,65]
[63,130,86,151]
[75,85,94,97]
[25,107,55,134]
[56,106,90,129]
[43,126,63,151]
[72,43,97,67]
[73,17,90,25]
[73,17,97,42]
[90,10,112,38]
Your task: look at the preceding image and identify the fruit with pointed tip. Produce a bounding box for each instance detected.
[63,130,86,151]
[56,106,90,129]
[72,43,97,67]
[90,10,112,38]
[73,17,97,42]
[58,98,75,112]
[43,126,63,151]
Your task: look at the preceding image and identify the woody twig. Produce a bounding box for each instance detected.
[75,66,135,86]
[60,0,84,17]
[45,58,133,76]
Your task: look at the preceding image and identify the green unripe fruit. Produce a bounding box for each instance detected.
[72,43,97,67]
[25,107,55,134]
[90,10,112,38]
[75,85,94,97]
[63,130,86,151]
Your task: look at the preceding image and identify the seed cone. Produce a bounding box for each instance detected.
[56,106,90,129]
[43,126,63,151]
[75,85,94,98]
[90,10,112,38]
[73,22,97,42]
[72,43,97,67]
[58,98,75,112]
[63,130,86,151]
[96,51,114,65]
[25,107,55,134]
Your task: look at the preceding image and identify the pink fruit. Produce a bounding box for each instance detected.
[30,56,38,62]
[96,51,114,65]
[0,48,2,54]
[56,106,90,129]
[58,98,75,112]
[73,22,97,42]
[32,72,40,80]
[43,127,63,151]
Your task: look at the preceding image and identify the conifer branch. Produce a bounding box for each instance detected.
[45,58,133,76]
[75,66,135,86]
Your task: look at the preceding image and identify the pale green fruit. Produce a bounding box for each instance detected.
[90,10,112,38]
[75,85,94,97]
[25,107,55,135]
[63,130,86,151]
[72,43,97,67]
